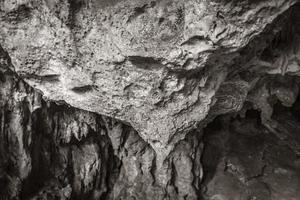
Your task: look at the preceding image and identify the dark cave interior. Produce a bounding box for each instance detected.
[1,1,300,200]
[201,90,300,200]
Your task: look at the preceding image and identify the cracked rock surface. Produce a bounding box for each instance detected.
[1,0,300,199]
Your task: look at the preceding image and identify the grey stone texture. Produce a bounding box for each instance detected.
[1,0,300,199]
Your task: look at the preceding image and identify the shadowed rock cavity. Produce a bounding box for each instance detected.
[1,0,300,199]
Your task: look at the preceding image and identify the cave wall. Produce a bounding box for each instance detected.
[1,49,300,200]
[0,0,300,200]
[0,47,204,200]
[0,0,299,158]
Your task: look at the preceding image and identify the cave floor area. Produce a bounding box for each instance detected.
[201,102,300,200]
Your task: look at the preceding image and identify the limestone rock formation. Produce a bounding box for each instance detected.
[1,0,300,199]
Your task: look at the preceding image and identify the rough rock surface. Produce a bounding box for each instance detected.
[0,56,204,199]
[1,0,300,199]
[1,0,299,155]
